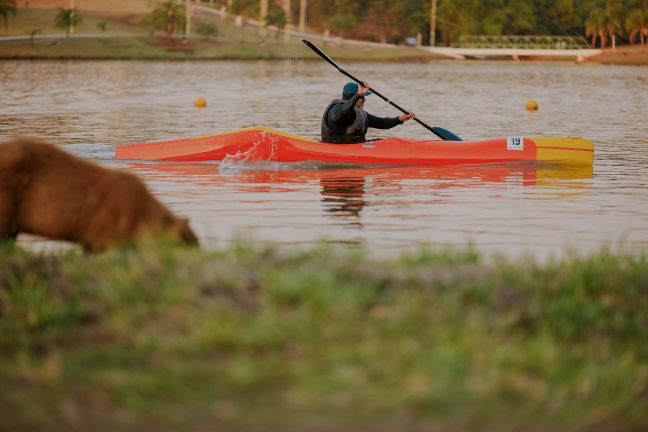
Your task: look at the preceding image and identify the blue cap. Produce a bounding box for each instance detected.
[342,82,372,99]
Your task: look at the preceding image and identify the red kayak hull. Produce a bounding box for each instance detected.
[115,127,593,166]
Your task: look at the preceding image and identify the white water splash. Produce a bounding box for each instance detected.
[219,128,280,168]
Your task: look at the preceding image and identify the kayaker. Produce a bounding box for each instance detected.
[321,81,416,144]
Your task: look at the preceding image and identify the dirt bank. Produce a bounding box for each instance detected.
[587,44,648,66]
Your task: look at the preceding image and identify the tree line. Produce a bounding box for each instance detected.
[228,0,648,47]
[0,0,113,38]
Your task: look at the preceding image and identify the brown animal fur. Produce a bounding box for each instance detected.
[0,137,198,251]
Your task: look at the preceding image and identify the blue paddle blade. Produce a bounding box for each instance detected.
[432,127,462,141]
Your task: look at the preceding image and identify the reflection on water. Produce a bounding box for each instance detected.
[120,160,602,258]
[320,177,366,222]
[1,60,647,258]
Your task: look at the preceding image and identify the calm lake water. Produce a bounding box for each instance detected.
[1,60,647,258]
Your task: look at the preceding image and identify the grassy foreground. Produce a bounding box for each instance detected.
[1,242,647,431]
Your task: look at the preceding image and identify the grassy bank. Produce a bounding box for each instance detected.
[0,6,439,61]
[1,242,646,431]
[0,36,441,61]
[3,6,647,64]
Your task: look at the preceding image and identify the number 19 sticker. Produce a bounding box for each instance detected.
[507,137,524,151]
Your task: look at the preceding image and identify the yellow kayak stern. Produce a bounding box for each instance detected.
[534,137,594,165]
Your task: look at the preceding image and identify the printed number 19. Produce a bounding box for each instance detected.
[507,137,524,151]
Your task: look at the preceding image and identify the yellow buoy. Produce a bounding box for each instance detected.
[525,99,539,112]
[194,97,207,108]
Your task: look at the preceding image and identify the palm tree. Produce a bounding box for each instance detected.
[150,0,186,38]
[606,18,622,50]
[626,8,648,48]
[0,0,17,31]
[265,5,286,40]
[604,1,623,51]
[437,0,473,46]
[585,8,607,47]
[328,11,356,38]
[54,8,82,37]
[96,20,108,38]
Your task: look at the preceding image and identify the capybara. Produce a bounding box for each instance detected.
[0,137,198,251]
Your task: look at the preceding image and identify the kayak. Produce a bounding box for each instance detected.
[115,126,594,166]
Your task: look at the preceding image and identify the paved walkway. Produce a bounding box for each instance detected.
[423,46,602,60]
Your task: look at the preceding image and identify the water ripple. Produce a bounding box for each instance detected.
[1,60,647,258]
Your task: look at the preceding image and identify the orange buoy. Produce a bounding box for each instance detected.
[525,99,539,112]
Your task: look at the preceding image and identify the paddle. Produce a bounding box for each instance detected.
[302,39,461,141]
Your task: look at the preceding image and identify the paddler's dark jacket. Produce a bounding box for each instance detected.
[321,93,403,144]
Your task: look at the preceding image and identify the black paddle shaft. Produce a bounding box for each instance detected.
[302,39,449,140]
